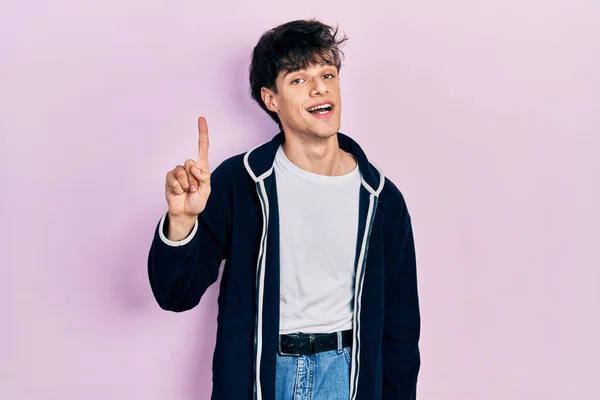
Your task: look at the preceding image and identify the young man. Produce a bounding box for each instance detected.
[148,19,421,400]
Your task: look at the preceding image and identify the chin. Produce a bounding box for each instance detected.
[312,119,341,137]
[317,128,339,138]
[322,124,341,137]
[284,117,341,140]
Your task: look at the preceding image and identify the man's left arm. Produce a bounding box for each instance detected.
[382,196,421,399]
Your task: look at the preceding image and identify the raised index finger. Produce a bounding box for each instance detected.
[197,116,209,169]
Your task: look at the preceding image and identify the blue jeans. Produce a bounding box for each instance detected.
[275,346,352,400]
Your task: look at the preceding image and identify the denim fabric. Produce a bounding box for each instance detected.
[275,346,352,400]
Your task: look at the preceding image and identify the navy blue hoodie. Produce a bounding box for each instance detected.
[148,132,421,399]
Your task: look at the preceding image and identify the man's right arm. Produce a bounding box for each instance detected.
[147,116,229,312]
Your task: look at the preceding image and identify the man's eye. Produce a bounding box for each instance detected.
[291,78,305,84]
[324,74,336,79]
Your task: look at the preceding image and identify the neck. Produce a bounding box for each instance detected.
[281,130,356,176]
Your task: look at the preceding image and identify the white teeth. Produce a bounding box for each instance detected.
[308,104,332,112]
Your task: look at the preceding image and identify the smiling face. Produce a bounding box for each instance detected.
[261,63,342,141]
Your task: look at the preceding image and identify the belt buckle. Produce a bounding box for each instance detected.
[278,334,301,357]
[277,343,301,357]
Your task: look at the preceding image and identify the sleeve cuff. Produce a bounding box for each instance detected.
[158,212,198,247]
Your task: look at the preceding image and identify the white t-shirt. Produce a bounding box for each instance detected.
[274,145,361,334]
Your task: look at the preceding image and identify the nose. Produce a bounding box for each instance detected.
[310,78,328,96]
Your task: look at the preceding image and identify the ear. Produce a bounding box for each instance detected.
[261,87,279,113]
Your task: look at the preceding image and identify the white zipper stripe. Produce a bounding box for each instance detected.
[253,179,270,400]
[244,145,274,400]
[349,193,377,399]
[349,160,384,398]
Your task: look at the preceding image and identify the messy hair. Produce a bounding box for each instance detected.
[249,19,348,128]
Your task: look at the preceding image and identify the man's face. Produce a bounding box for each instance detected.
[262,63,342,140]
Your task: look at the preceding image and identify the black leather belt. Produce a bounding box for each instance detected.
[278,329,353,356]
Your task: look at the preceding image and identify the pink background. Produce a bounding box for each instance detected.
[2,0,599,399]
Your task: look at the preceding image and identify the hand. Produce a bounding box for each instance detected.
[165,117,211,221]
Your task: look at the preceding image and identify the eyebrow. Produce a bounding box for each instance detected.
[282,64,336,79]
[282,70,298,79]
